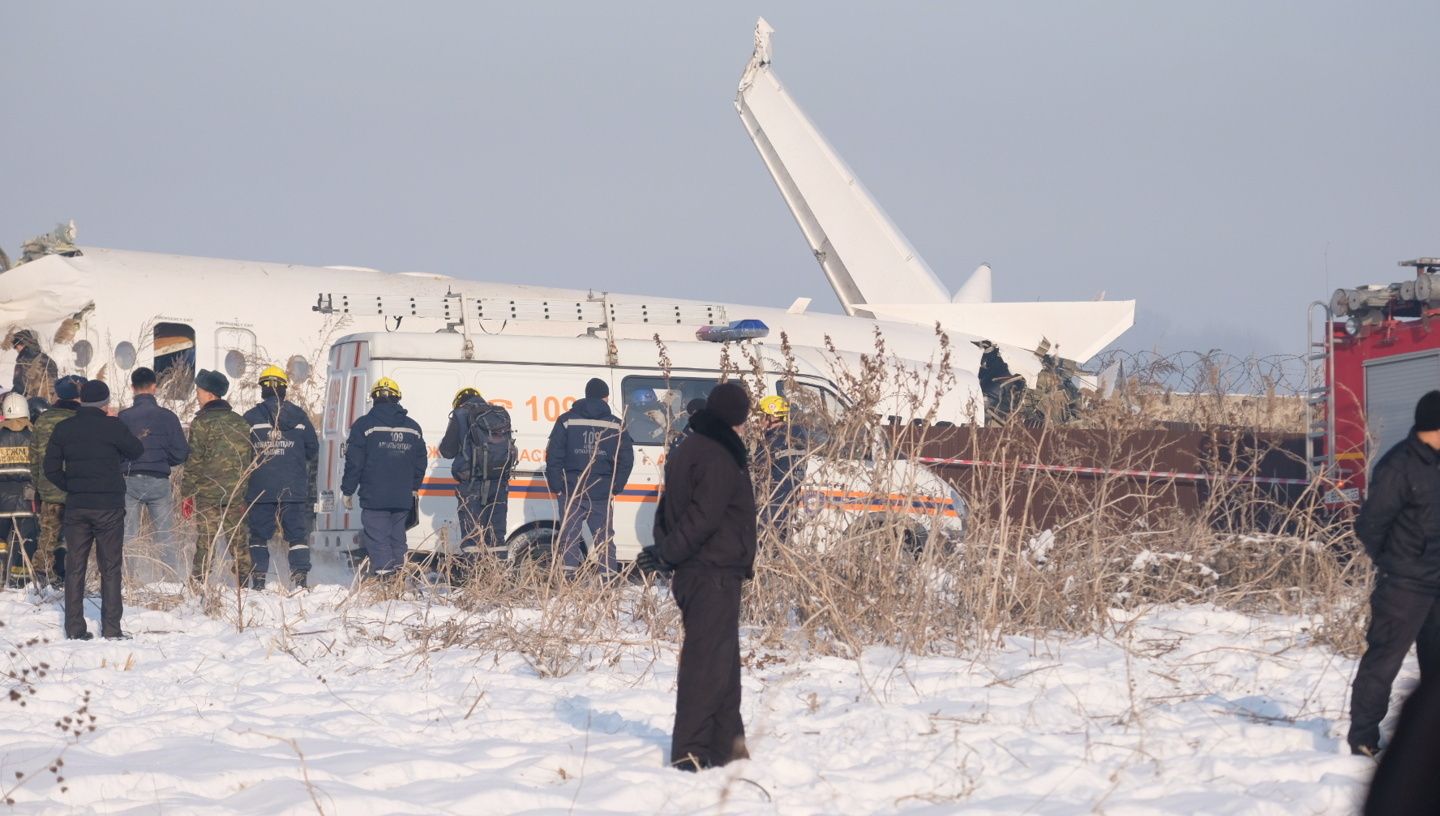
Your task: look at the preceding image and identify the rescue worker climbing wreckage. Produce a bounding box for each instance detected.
[30,375,85,589]
[0,393,38,586]
[7,329,58,401]
[243,365,319,590]
[180,370,257,588]
[341,377,427,581]
[545,378,634,575]
[439,387,516,567]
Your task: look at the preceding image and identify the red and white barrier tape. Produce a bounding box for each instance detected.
[914,457,1313,486]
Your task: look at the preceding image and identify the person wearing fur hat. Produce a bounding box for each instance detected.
[42,380,143,640]
[180,370,257,588]
[1350,390,1440,757]
[639,381,757,771]
[28,375,86,589]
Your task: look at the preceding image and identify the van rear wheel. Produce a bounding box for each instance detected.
[507,526,557,567]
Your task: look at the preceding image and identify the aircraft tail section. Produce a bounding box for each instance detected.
[736,18,951,316]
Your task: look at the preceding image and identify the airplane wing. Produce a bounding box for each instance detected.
[864,300,1136,363]
[735,18,953,316]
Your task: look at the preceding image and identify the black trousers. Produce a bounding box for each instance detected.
[1364,674,1440,815]
[1349,576,1440,750]
[671,570,747,769]
[63,507,126,639]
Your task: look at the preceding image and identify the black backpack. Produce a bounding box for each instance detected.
[457,403,515,483]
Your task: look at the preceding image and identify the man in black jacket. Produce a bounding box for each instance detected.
[43,380,143,640]
[642,382,756,771]
[118,367,189,554]
[1349,391,1440,756]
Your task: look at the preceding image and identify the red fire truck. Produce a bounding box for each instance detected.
[1309,258,1440,505]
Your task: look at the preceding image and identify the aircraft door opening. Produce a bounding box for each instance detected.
[154,322,196,399]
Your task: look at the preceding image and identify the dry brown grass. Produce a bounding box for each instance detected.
[116,332,1365,670]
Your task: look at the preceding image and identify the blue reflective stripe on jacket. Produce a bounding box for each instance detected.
[340,402,427,511]
[243,398,319,503]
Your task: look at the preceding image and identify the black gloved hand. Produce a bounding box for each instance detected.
[635,546,673,576]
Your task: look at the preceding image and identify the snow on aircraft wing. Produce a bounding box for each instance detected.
[735,18,952,316]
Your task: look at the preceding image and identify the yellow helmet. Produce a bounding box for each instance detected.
[759,395,790,417]
[453,387,483,409]
[371,377,402,399]
[258,365,288,387]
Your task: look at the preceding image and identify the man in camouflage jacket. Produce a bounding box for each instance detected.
[28,375,85,587]
[179,370,255,586]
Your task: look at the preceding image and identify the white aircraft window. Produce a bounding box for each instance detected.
[73,340,93,369]
[114,341,137,370]
[287,355,312,384]
[224,349,246,379]
[621,376,718,447]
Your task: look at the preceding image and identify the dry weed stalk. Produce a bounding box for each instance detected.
[124,335,1364,670]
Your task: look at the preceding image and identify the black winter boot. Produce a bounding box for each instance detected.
[248,574,266,591]
[290,571,308,590]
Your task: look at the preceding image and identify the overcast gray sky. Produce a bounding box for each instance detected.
[4,2,1437,357]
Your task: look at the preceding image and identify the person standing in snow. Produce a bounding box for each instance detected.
[754,395,810,544]
[638,382,757,771]
[180,370,256,588]
[439,387,516,563]
[340,377,427,579]
[43,380,143,640]
[0,393,39,585]
[242,365,318,590]
[30,375,86,589]
[118,367,189,555]
[1349,390,1440,757]
[545,378,634,575]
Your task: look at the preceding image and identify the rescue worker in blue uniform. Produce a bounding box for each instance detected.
[755,395,810,542]
[243,366,319,590]
[545,378,634,574]
[341,377,427,579]
[439,387,516,562]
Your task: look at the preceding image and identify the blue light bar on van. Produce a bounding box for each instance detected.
[696,319,770,343]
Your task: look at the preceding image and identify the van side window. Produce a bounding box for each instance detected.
[779,380,860,458]
[620,376,718,447]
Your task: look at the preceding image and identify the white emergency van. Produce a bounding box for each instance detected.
[313,330,966,564]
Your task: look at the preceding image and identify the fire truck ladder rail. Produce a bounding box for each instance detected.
[1304,300,1336,480]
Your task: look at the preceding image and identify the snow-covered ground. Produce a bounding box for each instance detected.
[0,581,1389,815]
